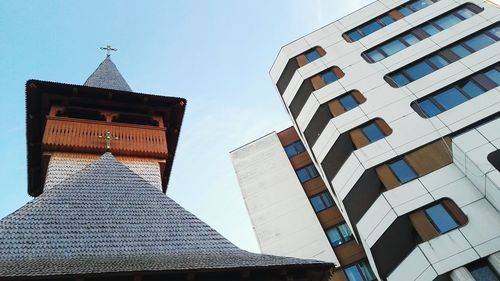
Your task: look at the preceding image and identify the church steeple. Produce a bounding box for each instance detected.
[84,56,132,92]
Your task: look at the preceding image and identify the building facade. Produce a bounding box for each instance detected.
[234,0,500,281]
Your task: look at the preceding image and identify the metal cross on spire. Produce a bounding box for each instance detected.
[100,45,117,57]
[98,131,119,151]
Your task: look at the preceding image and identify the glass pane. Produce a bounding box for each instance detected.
[390,73,410,87]
[389,159,417,183]
[456,8,475,19]
[339,95,359,111]
[405,61,434,81]
[359,261,377,281]
[434,87,467,110]
[360,21,382,36]
[381,40,406,56]
[422,24,440,36]
[399,7,412,17]
[361,123,385,143]
[326,228,343,246]
[295,141,305,154]
[409,0,433,11]
[296,168,311,183]
[305,50,321,62]
[462,80,485,98]
[310,196,327,212]
[322,71,338,84]
[345,265,365,281]
[380,15,395,26]
[428,55,449,69]
[470,264,500,281]
[367,49,385,62]
[489,26,500,39]
[306,165,319,178]
[348,30,362,41]
[434,14,461,29]
[450,44,472,58]
[320,192,334,208]
[418,99,442,117]
[464,34,496,52]
[284,145,298,157]
[338,223,353,241]
[484,69,500,85]
[402,33,420,45]
[425,204,459,233]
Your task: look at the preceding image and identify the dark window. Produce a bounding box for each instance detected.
[361,123,385,143]
[321,71,339,85]
[484,68,500,85]
[425,203,459,233]
[348,30,362,41]
[284,141,306,158]
[461,80,485,97]
[389,159,417,183]
[385,23,498,87]
[296,164,319,183]
[422,23,440,36]
[310,191,335,213]
[434,87,467,110]
[339,94,360,111]
[305,49,321,62]
[418,99,442,117]
[344,261,377,281]
[469,261,500,281]
[326,223,353,247]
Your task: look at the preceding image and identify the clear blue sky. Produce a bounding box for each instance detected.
[0,0,371,252]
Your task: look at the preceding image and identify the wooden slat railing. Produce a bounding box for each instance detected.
[42,117,168,158]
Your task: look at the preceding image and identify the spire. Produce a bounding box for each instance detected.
[84,55,132,92]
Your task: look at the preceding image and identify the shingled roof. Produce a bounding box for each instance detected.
[83,56,132,91]
[0,153,331,278]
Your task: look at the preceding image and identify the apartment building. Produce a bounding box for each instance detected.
[233,0,500,281]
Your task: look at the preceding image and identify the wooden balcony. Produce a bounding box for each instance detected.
[42,116,168,158]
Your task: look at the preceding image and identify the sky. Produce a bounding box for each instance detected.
[0,0,372,252]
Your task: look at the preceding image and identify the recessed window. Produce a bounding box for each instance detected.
[433,88,468,110]
[321,71,339,84]
[468,260,500,281]
[425,203,459,233]
[284,141,306,158]
[344,260,376,281]
[296,164,319,183]
[388,159,417,183]
[344,0,439,42]
[361,123,385,143]
[326,223,353,247]
[385,23,498,87]
[362,4,482,63]
[305,49,321,62]
[310,191,335,213]
[339,95,360,111]
[484,68,500,85]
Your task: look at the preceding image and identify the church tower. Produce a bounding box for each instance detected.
[26,52,185,196]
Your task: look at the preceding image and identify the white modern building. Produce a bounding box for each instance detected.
[233,0,500,281]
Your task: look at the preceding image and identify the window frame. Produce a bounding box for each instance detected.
[296,164,319,183]
[360,122,386,143]
[284,140,306,158]
[344,260,377,281]
[325,222,354,248]
[424,203,460,234]
[309,191,335,213]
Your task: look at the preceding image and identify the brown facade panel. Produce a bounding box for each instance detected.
[316,46,327,57]
[332,68,345,79]
[311,75,326,90]
[349,129,370,149]
[334,240,366,266]
[375,165,400,190]
[351,90,366,103]
[388,9,403,20]
[404,138,452,176]
[296,54,309,67]
[302,177,327,197]
[331,269,348,281]
[290,151,312,170]
[317,206,344,229]
[374,119,393,137]
[277,127,300,147]
[442,199,468,226]
[409,210,439,241]
[328,99,345,117]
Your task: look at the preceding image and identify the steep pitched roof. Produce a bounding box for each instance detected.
[0,153,331,277]
[84,56,132,91]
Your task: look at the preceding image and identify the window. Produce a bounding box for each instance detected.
[469,260,500,281]
[339,94,360,111]
[433,88,468,110]
[385,23,499,87]
[388,159,417,183]
[418,99,442,117]
[326,223,353,247]
[284,141,305,158]
[344,261,376,281]
[321,70,339,84]
[310,191,335,213]
[305,49,321,62]
[361,123,385,143]
[296,164,319,183]
[425,203,459,233]
[362,4,482,63]
[343,0,440,42]
[485,68,500,85]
